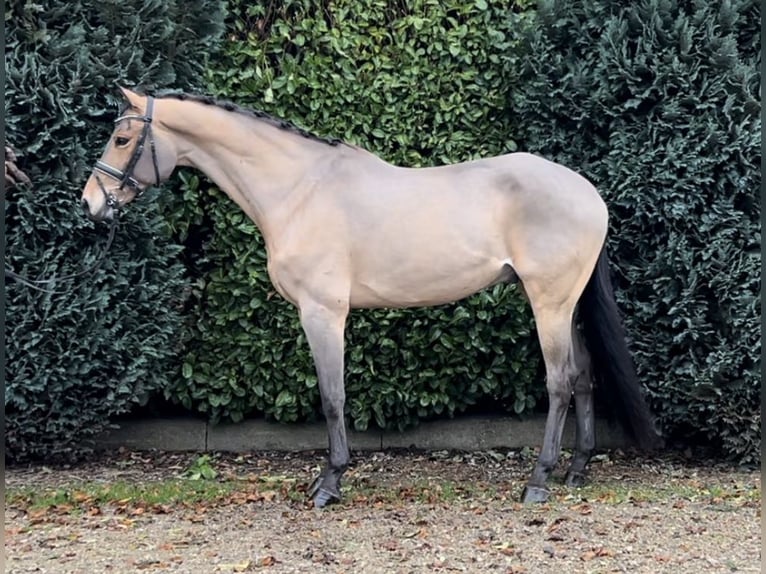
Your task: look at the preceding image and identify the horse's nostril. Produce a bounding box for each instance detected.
[80,198,90,212]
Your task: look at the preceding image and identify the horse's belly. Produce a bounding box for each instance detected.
[349,257,515,309]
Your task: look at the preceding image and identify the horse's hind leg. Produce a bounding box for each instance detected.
[298,299,350,508]
[521,302,579,504]
[564,323,595,487]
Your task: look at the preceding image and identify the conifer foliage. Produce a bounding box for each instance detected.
[5,0,759,464]
[4,1,225,461]
[509,0,761,463]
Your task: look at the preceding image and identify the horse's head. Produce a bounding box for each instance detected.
[81,87,177,221]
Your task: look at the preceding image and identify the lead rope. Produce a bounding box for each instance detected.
[5,214,119,294]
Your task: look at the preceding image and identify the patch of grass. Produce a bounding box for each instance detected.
[6,479,237,512]
[7,472,759,516]
[340,475,759,508]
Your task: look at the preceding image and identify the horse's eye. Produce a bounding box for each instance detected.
[114,136,130,147]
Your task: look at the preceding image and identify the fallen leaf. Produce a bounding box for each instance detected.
[581,546,614,561]
[264,490,280,502]
[259,555,277,567]
[493,542,516,557]
[72,492,92,503]
[596,547,615,557]
[570,503,592,515]
[27,509,49,524]
[216,560,252,572]
[547,516,568,530]
[118,518,135,528]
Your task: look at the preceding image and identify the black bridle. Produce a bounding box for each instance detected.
[5,96,161,294]
[93,95,161,208]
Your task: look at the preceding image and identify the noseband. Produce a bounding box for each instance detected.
[93,95,161,209]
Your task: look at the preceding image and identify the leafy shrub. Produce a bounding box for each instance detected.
[4,0,225,461]
[508,0,761,463]
[161,0,545,430]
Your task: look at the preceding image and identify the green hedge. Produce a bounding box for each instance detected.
[10,0,757,463]
[507,0,761,463]
[160,0,545,431]
[4,0,225,462]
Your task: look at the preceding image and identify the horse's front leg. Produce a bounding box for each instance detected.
[298,300,350,508]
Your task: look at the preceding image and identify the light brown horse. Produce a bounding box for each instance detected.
[81,88,661,507]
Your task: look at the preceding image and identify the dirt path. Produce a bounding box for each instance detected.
[5,449,761,573]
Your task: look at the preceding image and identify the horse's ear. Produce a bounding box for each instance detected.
[117,85,143,109]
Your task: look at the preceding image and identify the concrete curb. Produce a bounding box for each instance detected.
[94,415,628,452]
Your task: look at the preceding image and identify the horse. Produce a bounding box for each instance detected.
[80,87,662,507]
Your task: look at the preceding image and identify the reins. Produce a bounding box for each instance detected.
[5,215,119,294]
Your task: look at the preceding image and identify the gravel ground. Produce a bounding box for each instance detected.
[5,449,761,574]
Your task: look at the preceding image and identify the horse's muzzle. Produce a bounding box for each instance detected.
[81,197,113,222]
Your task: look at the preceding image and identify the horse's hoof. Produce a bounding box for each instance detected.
[307,475,323,499]
[312,487,341,509]
[307,475,340,508]
[565,471,587,488]
[521,485,550,504]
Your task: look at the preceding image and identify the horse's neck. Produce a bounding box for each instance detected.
[163,100,330,237]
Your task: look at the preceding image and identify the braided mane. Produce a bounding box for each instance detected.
[124,91,344,147]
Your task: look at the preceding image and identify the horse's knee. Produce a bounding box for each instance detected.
[320,390,346,421]
[323,403,344,422]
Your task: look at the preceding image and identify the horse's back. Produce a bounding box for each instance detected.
[318,151,609,308]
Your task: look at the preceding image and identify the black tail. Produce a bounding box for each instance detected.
[579,248,663,451]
